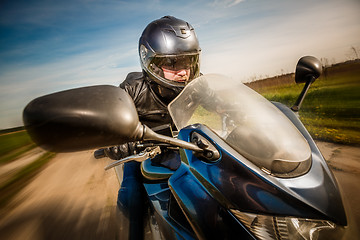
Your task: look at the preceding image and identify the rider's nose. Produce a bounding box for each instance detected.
[177,69,187,76]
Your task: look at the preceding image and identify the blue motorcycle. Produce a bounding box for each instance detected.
[23,56,354,239]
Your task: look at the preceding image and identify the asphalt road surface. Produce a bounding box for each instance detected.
[0,141,359,239]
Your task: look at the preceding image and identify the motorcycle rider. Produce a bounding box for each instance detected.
[108,16,201,239]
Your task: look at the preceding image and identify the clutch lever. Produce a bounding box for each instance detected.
[104,146,161,170]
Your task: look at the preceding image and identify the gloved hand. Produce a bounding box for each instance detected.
[104,142,137,160]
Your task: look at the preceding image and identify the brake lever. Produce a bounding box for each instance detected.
[104,146,161,170]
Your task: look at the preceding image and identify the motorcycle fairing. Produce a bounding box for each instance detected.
[171,123,346,228]
[168,163,253,239]
[142,74,346,238]
[272,102,347,226]
[143,182,196,239]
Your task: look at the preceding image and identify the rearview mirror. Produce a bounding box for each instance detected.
[295,56,322,84]
[291,56,322,112]
[23,85,203,153]
[23,85,143,152]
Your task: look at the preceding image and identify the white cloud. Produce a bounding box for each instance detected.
[211,0,245,8]
[228,0,245,7]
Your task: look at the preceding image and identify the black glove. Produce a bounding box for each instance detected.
[104,142,137,160]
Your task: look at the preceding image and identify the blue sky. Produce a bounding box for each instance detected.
[1,0,359,129]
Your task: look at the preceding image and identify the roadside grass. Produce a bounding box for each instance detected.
[0,131,36,164]
[252,61,360,145]
[0,129,57,210]
[0,144,37,165]
[0,151,56,209]
[188,106,222,130]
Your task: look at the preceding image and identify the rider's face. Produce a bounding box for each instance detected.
[162,67,190,82]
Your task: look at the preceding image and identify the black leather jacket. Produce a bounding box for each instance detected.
[119,72,175,130]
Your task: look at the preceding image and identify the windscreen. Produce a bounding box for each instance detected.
[168,74,311,177]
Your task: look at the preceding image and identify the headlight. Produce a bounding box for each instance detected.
[230,209,345,240]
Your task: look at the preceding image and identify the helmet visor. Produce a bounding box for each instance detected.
[148,53,200,86]
[152,54,198,71]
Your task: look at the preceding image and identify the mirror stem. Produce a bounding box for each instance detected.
[142,125,203,152]
[291,76,315,112]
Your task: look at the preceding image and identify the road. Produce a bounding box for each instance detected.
[0,141,359,239]
[315,141,360,238]
[0,150,122,239]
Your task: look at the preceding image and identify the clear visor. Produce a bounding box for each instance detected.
[149,54,200,85]
[151,54,199,72]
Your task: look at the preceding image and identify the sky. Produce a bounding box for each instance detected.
[0,0,359,129]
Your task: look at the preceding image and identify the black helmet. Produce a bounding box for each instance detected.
[139,16,201,95]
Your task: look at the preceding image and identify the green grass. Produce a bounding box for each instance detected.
[0,130,56,210]
[0,130,36,164]
[0,151,56,209]
[188,105,222,130]
[253,61,360,145]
